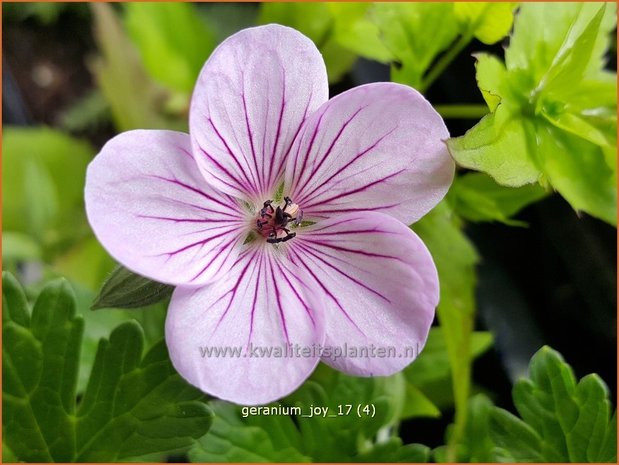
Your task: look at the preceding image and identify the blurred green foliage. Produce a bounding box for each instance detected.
[259,3,359,84]
[124,3,216,94]
[321,2,516,90]
[2,127,92,258]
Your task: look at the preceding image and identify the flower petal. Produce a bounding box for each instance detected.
[166,245,324,405]
[289,211,438,376]
[85,130,245,286]
[190,24,329,201]
[285,83,454,225]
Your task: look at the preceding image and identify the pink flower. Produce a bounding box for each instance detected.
[85,25,454,405]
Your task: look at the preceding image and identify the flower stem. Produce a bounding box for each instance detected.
[420,33,473,93]
[434,104,489,120]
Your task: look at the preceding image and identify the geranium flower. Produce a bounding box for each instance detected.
[85,25,454,405]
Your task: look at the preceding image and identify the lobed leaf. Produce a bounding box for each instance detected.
[507,347,616,462]
[447,347,617,462]
[2,272,212,462]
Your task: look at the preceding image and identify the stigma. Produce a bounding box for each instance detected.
[256,196,303,244]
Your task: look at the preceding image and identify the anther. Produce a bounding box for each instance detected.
[256,196,302,245]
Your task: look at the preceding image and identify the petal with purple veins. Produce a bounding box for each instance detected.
[289,211,438,376]
[285,82,454,225]
[85,130,245,286]
[190,24,329,201]
[166,245,325,405]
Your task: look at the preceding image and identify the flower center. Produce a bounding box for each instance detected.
[256,196,303,244]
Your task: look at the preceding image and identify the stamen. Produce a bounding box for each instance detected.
[255,196,302,245]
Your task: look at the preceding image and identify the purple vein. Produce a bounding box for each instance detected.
[302,169,406,209]
[299,105,368,191]
[274,260,316,327]
[301,239,405,263]
[240,77,263,195]
[271,88,314,190]
[197,144,256,197]
[213,251,259,334]
[290,247,365,336]
[269,259,290,344]
[189,234,239,282]
[247,252,264,346]
[288,108,327,193]
[155,229,235,257]
[135,214,239,224]
[297,127,397,205]
[206,114,259,192]
[144,196,241,219]
[146,174,233,211]
[261,87,270,192]
[266,71,286,190]
[295,242,391,303]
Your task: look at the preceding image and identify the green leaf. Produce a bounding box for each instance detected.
[370,3,460,88]
[328,3,393,63]
[2,272,212,462]
[537,122,616,225]
[405,328,493,412]
[448,173,548,225]
[454,2,517,45]
[542,83,618,148]
[406,328,493,390]
[189,401,311,463]
[598,412,617,462]
[412,201,479,460]
[447,106,542,187]
[474,53,510,112]
[90,3,183,132]
[286,365,407,461]
[2,231,42,262]
[125,3,216,93]
[489,408,544,461]
[501,346,616,462]
[91,265,174,310]
[539,4,611,101]
[69,279,168,393]
[191,365,423,462]
[440,348,617,462]
[356,439,430,462]
[258,3,357,83]
[2,126,93,247]
[459,394,497,462]
[401,384,441,419]
[451,2,617,225]
[2,442,18,463]
[506,3,616,82]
